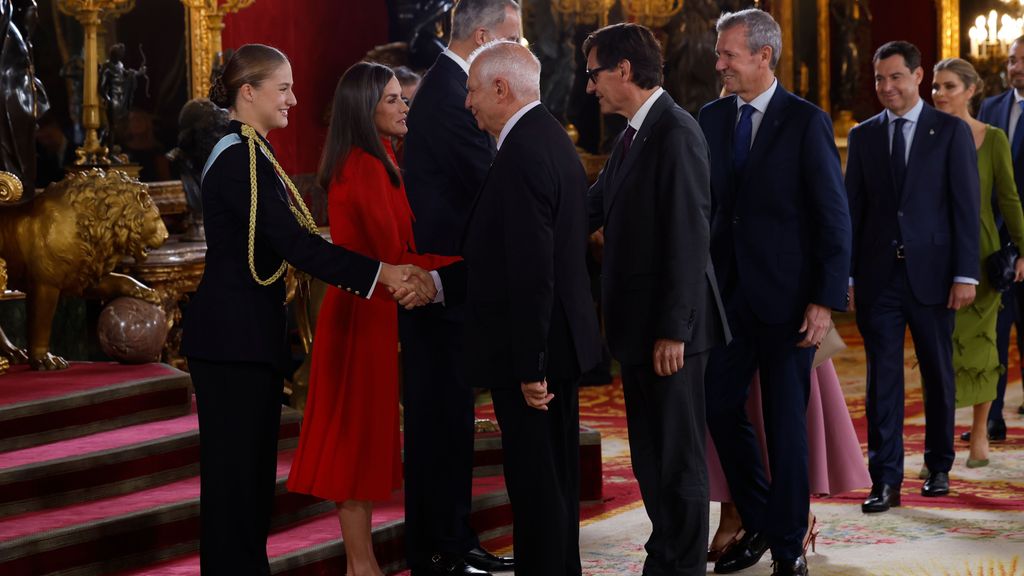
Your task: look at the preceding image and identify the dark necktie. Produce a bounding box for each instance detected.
[733,104,755,170]
[616,126,636,170]
[891,117,907,192]
[621,126,637,155]
[1012,101,1024,160]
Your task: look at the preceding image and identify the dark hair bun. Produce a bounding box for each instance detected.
[209,75,229,108]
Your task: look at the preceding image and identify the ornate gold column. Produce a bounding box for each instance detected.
[770,0,795,90]
[937,0,960,60]
[817,0,830,114]
[56,0,136,166]
[180,0,256,100]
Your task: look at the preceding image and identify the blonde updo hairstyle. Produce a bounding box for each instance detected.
[209,44,289,109]
[933,57,985,111]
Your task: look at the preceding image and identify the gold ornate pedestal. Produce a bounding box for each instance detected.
[121,238,206,369]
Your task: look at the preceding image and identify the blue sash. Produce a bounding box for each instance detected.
[201,133,242,184]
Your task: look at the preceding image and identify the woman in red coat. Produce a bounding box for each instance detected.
[287,62,458,576]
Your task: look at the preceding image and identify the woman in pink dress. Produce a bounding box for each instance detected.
[707,358,870,563]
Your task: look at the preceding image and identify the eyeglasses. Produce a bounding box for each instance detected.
[585,65,612,83]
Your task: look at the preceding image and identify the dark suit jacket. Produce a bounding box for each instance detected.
[589,91,726,365]
[979,89,1024,202]
[698,85,851,324]
[442,105,601,387]
[402,53,494,257]
[845,104,980,310]
[181,121,380,374]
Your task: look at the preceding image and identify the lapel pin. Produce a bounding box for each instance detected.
[929,129,935,135]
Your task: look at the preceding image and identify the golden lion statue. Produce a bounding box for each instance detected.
[0,169,168,370]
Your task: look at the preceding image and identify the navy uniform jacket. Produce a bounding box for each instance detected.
[181,121,380,374]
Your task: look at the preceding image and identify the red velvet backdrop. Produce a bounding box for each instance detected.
[864,0,939,114]
[222,2,389,174]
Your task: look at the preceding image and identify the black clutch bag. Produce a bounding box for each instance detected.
[987,242,1019,293]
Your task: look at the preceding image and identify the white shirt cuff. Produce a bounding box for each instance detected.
[849,277,854,286]
[429,270,445,304]
[953,276,979,286]
[365,262,383,299]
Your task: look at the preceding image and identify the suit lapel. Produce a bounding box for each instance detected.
[606,91,674,214]
[739,86,791,189]
[901,104,935,207]
[868,113,895,198]
[461,106,544,250]
[1000,90,1015,132]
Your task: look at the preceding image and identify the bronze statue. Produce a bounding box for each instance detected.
[167,98,229,241]
[831,0,872,111]
[0,0,48,194]
[100,43,148,151]
[0,170,168,370]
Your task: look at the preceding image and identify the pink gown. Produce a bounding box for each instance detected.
[708,359,870,501]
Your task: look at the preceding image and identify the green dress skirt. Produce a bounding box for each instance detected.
[954,125,1024,408]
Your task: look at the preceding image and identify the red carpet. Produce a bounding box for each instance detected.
[0,362,180,405]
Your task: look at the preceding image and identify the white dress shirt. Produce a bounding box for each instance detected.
[442,49,470,76]
[629,87,665,132]
[735,78,779,146]
[1010,89,1024,143]
[497,100,542,150]
[885,97,923,164]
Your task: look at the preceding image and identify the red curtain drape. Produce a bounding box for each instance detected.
[865,0,939,113]
[222,2,389,174]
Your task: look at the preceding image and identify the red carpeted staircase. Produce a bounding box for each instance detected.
[0,362,604,575]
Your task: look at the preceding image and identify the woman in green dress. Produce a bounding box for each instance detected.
[933,58,1024,467]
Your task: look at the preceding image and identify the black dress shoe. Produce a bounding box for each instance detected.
[989,419,1007,442]
[861,483,900,513]
[412,553,492,576]
[464,546,513,572]
[714,531,770,574]
[962,419,1008,442]
[921,471,950,497]
[771,556,808,576]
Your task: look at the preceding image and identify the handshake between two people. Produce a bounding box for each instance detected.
[378,263,438,310]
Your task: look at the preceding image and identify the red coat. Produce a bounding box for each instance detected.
[287,142,459,501]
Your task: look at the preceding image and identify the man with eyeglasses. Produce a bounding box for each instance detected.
[400,1,521,575]
[976,35,1024,444]
[584,22,728,576]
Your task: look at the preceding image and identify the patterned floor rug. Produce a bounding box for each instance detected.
[569,314,1024,575]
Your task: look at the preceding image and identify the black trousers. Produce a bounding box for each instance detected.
[856,264,956,485]
[492,378,581,576]
[189,357,283,576]
[705,292,812,563]
[993,283,1024,422]
[623,354,710,576]
[399,307,479,568]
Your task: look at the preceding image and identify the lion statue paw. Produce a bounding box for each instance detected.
[29,352,69,371]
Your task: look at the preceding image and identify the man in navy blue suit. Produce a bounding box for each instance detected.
[846,41,980,515]
[698,9,851,576]
[976,34,1024,442]
[400,1,521,575]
